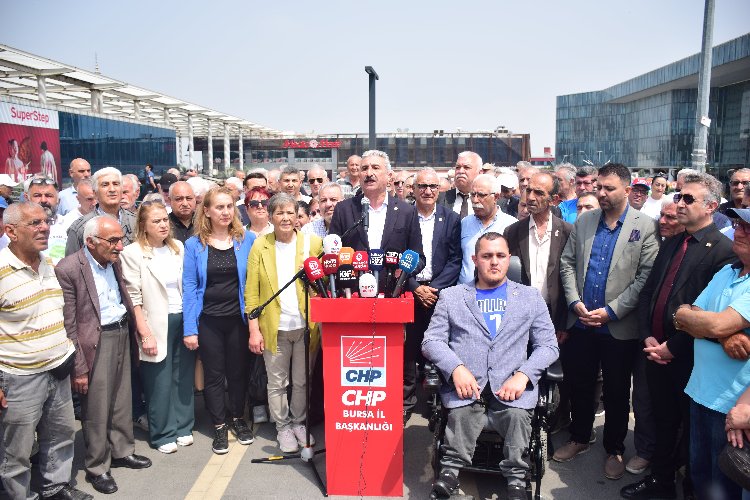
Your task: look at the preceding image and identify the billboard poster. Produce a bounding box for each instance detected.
[0,101,61,184]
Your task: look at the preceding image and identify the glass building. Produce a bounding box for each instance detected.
[556,33,750,177]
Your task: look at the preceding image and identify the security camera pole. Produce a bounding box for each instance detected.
[365,66,379,148]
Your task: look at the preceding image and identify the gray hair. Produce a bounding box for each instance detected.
[555,163,577,182]
[319,182,343,197]
[417,167,439,179]
[576,166,598,178]
[361,150,392,171]
[457,151,483,169]
[682,173,723,205]
[3,201,43,225]
[267,192,297,215]
[248,167,269,179]
[661,197,678,209]
[82,215,118,242]
[142,193,164,204]
[92,167,122,191]
[224,177,243,190]
[473,173,500,194]
[77,178,94,193]
[123,174,140,192]
[169,180,194,198]
[676,168,698,181]
[731,168,750,180]
[186,177,210,197]
[280,165,300,178]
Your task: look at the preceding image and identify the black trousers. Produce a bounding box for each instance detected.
[646,353,693,483]
[562,328,638,455]
[198,314,249,426]
[404,297,435,412]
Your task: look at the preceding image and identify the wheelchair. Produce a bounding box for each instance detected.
[426,361,562,500]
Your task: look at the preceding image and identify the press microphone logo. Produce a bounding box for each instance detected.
[370,253,383,266]
[341,336,386,387]
[339,268,355,280]
[402,252,415,267]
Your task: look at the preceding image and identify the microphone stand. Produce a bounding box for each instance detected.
[251,280,328,496]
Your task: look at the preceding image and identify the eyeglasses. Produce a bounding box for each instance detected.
[308,178,325,184]
[29,177,58,189]
[393,181,405,186]
[92,235,124,246]
[630,189,648,197]
[247,199,269,209]
[730,180,750,187]
[673,193,703,205]
[470,191,493,199]
[11,217,55,229]
[732,220,750,234]
[417,183,439,191]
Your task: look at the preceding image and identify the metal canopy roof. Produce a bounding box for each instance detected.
[0,44,282,138]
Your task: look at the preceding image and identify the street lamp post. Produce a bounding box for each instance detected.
[365,66,379,149]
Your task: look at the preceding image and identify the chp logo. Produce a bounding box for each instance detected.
[341,336,386,387]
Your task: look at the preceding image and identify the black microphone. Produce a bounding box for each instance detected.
[384,250,400,297]
[337,265,356,298]
[361,196,370,232]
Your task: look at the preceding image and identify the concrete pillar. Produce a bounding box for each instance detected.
[223,123,230,174]
[187,113,194,171]
[133,100,141,120]
[207,119,214,176]
[238,127,244,170]
[163,107,170,126]
[90,89,103,113]
[37,76,47,106]
[176,131,181,166]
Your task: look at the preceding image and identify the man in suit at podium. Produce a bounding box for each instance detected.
[328,149,424,293]
[423,232,559,500]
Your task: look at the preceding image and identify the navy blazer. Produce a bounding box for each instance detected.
[426,204,462,290]
[329,191,425,292]
[422,281,559,410]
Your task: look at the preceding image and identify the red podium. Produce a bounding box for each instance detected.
[311,294,414,497]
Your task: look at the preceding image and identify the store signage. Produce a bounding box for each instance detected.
[282,139,341,149]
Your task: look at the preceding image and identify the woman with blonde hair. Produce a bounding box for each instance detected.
[121,200,194,454]
[183,186,256,454]
[245,192,322,453]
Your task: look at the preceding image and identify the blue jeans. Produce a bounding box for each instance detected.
[690,400,742,500]
[0,369,75,500]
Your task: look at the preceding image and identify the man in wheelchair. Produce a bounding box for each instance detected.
[422,232,559,499]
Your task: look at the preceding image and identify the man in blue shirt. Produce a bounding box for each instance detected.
[556,164,659,480]
[673,206,750,500]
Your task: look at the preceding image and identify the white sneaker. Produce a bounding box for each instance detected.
[277,428,299,453]
[176,435,194,447]
[157,442,178,454]
[291,424,315,446]
[253,405,269,424]
[134,414,149,432]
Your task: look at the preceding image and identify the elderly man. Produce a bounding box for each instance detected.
[620,173,736,499]
[718,168,750,214]
[393,170,410,200]
[186,176,210,206]
[562,166,600,224]
[329,150,424,293]
[61,179,97,231]
[57,158,92,216]
[279,165,311,203]
[306,164,328,198]
[233,169,246,183]
[555,164,659,480]
[516,161,540,194]
[439,151,482,219]
[225,176,250,225]
[555,164,579,223]
[0,202,91,500]
[342,155,361,192]
[267,168,281,195]
[167,181,196,243]
[25,176,69,264]
[458,174,517,284]
[657,199,685,239]
[672,205,750,500]
[423,232,559,500]
[628,180,650,211]
[403,168,462,423]
[56,216,152,494]
[65,167,136,255]
[302,182,342,239]
[120,174,139,212]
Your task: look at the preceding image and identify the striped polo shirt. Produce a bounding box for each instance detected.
[0,247,74,374]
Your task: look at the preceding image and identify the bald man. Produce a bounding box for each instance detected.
[58,158,92,216]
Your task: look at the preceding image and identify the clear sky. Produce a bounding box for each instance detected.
[5,0,750,156]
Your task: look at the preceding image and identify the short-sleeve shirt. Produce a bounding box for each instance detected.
[685,263,750,414]
[475,282,507,339]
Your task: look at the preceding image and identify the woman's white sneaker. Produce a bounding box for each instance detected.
[157,442,178,454]
[176,435,194,447]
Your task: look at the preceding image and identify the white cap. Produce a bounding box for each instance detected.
[0,174,18,188]
[497,173,519,190]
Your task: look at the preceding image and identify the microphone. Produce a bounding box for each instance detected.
[391,249,420,297]
[323,234,342,255]
[338,247,354,267]
[384,250,401,297]
[337,265,356,298]
[303,257,328,298]
[358,272,377,298]
[361,197,370,232]
[368,249,384,294]
[322,253,339,298]
[352,250,369,275]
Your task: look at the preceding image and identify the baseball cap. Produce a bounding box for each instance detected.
[0,174,18,188]
[159,172,179,191]
[631,179,650,190]
[727,208,750,224]
[497,173,519,190]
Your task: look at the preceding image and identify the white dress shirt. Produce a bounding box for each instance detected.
[366,194,389,250]
[416,208,436,282]
[528,213,552,303]
[451,190,474,217]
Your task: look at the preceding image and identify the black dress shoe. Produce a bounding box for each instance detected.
[86,472,118,495]
[431,469,459,498]
[44,484,93,500]
[111,454,152,469]
[620,475,676,499]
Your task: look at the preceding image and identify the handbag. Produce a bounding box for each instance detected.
[718,440,750,490]
[247,353,268,404]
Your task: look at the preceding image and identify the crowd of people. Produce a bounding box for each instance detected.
[1,152,750,500]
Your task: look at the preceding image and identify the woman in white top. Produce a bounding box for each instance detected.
[120,200,194,454]
[641,174,669,220]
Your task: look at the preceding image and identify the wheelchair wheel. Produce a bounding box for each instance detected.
[536,431,547,479]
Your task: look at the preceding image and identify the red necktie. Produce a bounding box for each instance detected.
[651,235,691,342]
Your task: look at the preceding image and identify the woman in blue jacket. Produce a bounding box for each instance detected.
[183,186,256,455]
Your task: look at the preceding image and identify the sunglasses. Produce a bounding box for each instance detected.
[29,177,58,189]
[309,178,325,184]
[140,200,165,208]
[417,183,439,191]
[673,193,703,205]
[732,220,750,234]
[393,181,405,186]
[247,199,269,208]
